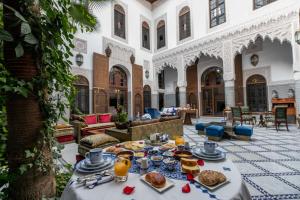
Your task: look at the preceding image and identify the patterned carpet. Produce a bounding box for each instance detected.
[184,120,300,200]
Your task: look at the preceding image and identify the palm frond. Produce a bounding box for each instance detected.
[87,0,112,14]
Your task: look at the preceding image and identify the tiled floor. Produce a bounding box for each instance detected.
[184,118,300,200]
[61,117,300,200]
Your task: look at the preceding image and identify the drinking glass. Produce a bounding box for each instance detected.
[175,136,185,146]
[114,157,131,182]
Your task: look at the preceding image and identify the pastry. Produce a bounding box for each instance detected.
[180,158,198,167]
[182,165,200,174]
[124,141,145,151]
[145,172,166,188]
[106,146,124,154]
[198,170,226,186]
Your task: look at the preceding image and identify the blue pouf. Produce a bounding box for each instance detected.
[205,125,224,141]
[234,125,253,140]
[195,123,208,135]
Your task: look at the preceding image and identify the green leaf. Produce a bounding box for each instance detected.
[69,4,97,29]
[0,29,13,42]
[19,164,27,174]
[25,150,35,158]
[21,22,31,35]
[15,43,24,58]
[24,33,38,45]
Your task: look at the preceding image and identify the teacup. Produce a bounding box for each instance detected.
[85,148,103,164]
[204,141,218,154]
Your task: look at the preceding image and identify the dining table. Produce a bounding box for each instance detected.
[61,142,251,200]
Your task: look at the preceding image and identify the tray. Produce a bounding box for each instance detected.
[140,172,175,193]
[193,175,230,191]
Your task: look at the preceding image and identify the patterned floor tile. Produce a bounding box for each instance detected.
[264,140,287,145]
[235,152,266,161]
[247,176,299,195]
[262,145,289,151]
[280,145,300,151]
[257,152,291,160]
[245,182,264,196]
[226,153,243,162]
[280,151,300,159]
[254,161,295,173]
[282,161,300,171]
[223,145,248,152]
[280,175,300,188]
[242,145,267,152]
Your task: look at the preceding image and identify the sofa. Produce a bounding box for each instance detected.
[160,107,177,116]
[70,113,115,142]
[105,116,183,142]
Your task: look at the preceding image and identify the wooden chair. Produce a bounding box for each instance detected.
[274,107,289,132]
[231,107,254,125]
[265,107,289,131]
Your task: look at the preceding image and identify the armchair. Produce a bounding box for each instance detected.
[231,107,254,125]
[265,107,289,131]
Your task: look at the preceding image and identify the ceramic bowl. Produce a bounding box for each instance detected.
[151,155,163,167]
[163,158,177,171]
[116,150,134,160]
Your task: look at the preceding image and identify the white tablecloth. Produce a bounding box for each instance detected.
[61,158,251,200]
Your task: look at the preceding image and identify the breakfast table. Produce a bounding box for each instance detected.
[61,142,251,200]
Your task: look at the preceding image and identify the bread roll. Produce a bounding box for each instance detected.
[145,172,166,188]
[180,158,198,167]
[182,165,200,174]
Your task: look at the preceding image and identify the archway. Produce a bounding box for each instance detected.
[73,75,89,114]
[246,74,267,112]
[201,67,225,116]
[109,66,128,111]
[143,85,151,109]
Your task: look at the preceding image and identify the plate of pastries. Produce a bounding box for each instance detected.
[180,158,200,175]
[140,171,175,193]
[105,146,125,154]
[194,170,229,191]
[123,141,145,151]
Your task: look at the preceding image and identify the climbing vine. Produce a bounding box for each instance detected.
[0,0,108,197]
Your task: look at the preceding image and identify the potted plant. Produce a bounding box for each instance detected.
[115,105,129,129]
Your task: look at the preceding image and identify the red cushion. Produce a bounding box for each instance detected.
[56,135,74,143]
[98,114,111,123]
[84,115,97,125]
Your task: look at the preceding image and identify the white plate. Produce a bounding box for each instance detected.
[84,158,106,167]
[192,150,226,161]
[140,172,175,193]
[75,162,114,173]
[80,157,112,170]
[200,149,222,156]
[193,175,230,191]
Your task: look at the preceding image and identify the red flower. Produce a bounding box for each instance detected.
[182,183,191,193]
[123,186,135,195]
[197,159,204,166]
[186,173,194,181]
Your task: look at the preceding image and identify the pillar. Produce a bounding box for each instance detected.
[179,86,187,107]
[224,80,235,107]
[292,21,300,114]
[223,40,236,107]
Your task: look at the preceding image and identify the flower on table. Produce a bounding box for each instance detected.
[123,186,135,195]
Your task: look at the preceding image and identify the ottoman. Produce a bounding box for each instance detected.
[78,134,119,156]
[234,125,253,141]
[195,123,208,135]
[205,125,224,141]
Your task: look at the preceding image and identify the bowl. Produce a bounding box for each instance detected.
[174,150,193,160]
[163,158,177,171]
[134,151,145,159]
[148,149,159,155]
[116,150,134,160]
[144,145,153,152]
[150,155,163,167]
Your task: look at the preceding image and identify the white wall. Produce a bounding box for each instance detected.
[242,39,294,84]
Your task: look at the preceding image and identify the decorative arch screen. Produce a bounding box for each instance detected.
[73,75,89,114]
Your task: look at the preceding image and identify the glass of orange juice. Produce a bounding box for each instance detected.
[114,157,131,182]
[175,136,185,146]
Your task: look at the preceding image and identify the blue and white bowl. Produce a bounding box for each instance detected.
[163,158,177,171]
[151,155,163,167]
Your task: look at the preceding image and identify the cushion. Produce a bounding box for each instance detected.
[234,126,253,136]
[141,114,152,120]
[146,108,161,119]
[195,123,208,131]
[205,125,224,137]
[82,122,115,129]
[84,115,97,125]
[98,114,112,123]
[80,134,119,148]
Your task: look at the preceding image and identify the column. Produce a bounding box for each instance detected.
[292,21,300,114]
[179,86,187,107]
[151,70,159,109]
[177,57,187,107]
[222,40,236,107]
[224,80,235,107]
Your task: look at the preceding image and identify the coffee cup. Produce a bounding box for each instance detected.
[204,141,218,154]
[85,148,103,164]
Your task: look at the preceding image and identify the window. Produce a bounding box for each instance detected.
[157,20,166,49]
[142,22,150,50]
[114,4,126,39]
[179,6,191,41]
[158,70,165,89]
[209,0,226,28]
[72,75,89,114]
[254,0,277,9]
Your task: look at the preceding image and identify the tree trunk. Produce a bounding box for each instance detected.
[4,0,55,199]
